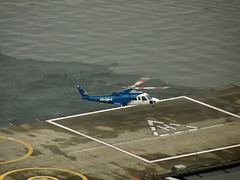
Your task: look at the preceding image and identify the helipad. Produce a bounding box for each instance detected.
[0,87,240,179]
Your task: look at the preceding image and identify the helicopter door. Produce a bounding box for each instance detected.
[142,96,147,101]
[129,96,139,105]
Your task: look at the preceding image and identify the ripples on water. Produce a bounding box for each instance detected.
[0,0,239,127]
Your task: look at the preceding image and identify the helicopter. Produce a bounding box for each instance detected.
[77,78,169,107]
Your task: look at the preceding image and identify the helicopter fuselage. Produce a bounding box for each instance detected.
[78,87,160,106]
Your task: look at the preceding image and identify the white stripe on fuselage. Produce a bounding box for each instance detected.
[99,98,113,102]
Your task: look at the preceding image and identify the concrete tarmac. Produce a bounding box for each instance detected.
[0,87,240,179]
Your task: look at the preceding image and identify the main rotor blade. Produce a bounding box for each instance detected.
[134,86,169,90]
[131,78,150,87]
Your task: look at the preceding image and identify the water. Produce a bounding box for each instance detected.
[0,0,240,128]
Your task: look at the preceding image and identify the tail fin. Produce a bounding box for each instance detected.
[77,86,89,100]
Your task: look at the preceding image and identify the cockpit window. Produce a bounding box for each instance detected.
[146,95,152,100]
[142,96,147,101]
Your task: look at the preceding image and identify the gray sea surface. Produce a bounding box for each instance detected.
[0,0,240,128]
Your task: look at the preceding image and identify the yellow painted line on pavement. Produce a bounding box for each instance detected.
[0,136,33,165]
[0,167,88,180]
[27,176,59,180]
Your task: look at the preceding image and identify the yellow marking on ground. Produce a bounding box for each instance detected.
[0,167,88,180]
[0,135,33,165]
[27,176,59,180]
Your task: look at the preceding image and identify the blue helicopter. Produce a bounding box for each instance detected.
[77,78,169,106]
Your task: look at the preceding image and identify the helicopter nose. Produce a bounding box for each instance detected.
[149,97,160,104]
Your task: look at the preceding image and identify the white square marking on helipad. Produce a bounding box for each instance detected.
[47,96,240,163]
